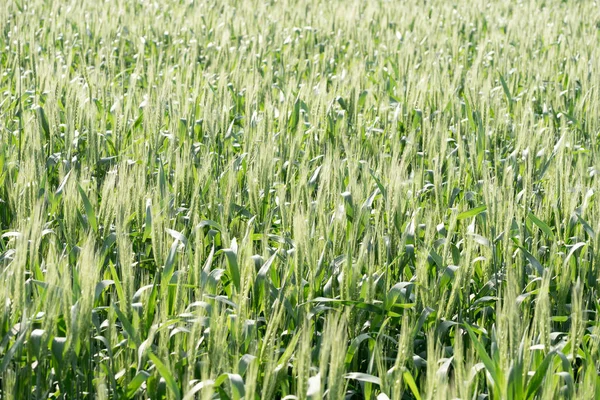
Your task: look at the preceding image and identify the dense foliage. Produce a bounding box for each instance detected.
[1,0,600,398]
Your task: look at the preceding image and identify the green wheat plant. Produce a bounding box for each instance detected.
[1,0,600,398]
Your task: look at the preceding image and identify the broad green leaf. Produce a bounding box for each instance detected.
[464,323,502,395]
[223,248,241,292]
[94,280,115,303]
[527,212,555,240]
[77,184,98,233]
[36,105,50,140]
[0,325,28,373]
[457,205,487,220]
[126,371,151,398]
[113,304,140,346]
[525,351,555,399]
[498,73,514,109]
[403,369,421,400]
[344,372,381,385]
[214,373,245,400]
[148,352,181,400]
[55,170,72,196]
[515,244,544,275]
[345,333,374,365]
[163,240,180,283]
[563,242,586,267]
[183,380,214,400]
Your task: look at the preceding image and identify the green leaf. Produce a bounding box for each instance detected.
[527,212,555,240]
[358,90,368,109]
[166,228,187,246]
[369,169,387,199]
[341,191,355,221]
[0,325,28,373]
[108,261,126,308]
[126,371,151,398]
[257,250,278,282]
[464,323,502,395]
[113,304,140,346]
[94,280,115,303]
[148,352,181,400]
[238,354,257,376]
[288,98,301,132]
[36,105,50,140]
[197,220,224,232]
[403,369,421,400]
[223,248,241,292]
[576,214,596,239]
[30,329,45,357]
[499,73,514,110]
[310,297,388,314]
[55,170,72,196]
[214,373,245,400]
[385,282,413,310]
[344,372,381,385]
[276,331,300,370]
[77,184,98,233]
[51,337,67,364]
[183,380,214,400]
[515,244,544,275]
[345,333,374,365]
[308,165,322,187]
[563,242,586,267]
[457,205,487,220]
[525,351,555,399]
[162,239,179,283]
[143,199,152,241]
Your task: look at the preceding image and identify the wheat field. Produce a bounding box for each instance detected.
[1,0,600,398]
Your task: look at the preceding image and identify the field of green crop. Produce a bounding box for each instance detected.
[1,0,600,398]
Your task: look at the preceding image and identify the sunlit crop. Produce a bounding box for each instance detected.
[1,0,600,399]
